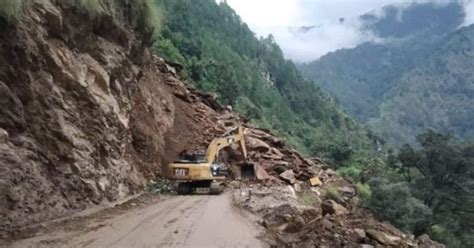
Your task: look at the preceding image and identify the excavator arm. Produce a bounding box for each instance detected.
[205,126,247,163]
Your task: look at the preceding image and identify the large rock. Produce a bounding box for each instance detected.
[246,136,271,153]
[254,163,272,181]
[321,200,349,216]
[279,170,296,185]
[366,229,401,246]
[352,228,366,242]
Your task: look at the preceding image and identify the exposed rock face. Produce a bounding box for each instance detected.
[0,0,227,233]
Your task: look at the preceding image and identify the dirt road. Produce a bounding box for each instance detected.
[12,193,266,248]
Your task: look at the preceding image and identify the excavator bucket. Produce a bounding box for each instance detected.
[240,163,256,181]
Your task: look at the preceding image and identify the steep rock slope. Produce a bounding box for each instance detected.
[0,0,229,232]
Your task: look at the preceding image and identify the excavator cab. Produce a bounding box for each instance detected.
[167,126,247,195]
[210,162,229,177]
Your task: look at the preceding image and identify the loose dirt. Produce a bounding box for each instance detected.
[11,192,266,248]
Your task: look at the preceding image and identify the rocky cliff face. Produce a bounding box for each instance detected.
[0,0,230,232]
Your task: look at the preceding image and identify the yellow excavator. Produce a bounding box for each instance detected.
[167,126,247,195]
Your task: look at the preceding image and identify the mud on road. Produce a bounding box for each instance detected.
[11,192,266,248]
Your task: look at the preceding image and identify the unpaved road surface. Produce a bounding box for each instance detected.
[12,193,265,248]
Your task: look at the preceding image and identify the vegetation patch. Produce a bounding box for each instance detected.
[297,190,321,207]
[355,182,371,200]
[0,0,24,24]
[78,0,162,32]
[325,186,341,202]
[337,166,361,182]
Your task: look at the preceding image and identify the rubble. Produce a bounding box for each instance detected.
[235,117,444,248]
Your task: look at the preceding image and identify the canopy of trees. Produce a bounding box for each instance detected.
[367,131,474,247]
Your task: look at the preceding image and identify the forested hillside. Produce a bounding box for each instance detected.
[299,2,471,146]
[297,2,474,246]
[372,25,474,145]
[152,0,377,164]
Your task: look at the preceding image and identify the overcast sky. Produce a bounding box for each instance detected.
[226,0,474,62]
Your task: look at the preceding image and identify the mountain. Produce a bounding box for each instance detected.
[152,0,378,162]
[371,25,474,144]
[299,2,472,146]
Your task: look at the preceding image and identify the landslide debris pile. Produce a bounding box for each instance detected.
[235,129,444,247]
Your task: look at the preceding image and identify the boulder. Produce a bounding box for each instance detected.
[353,228,366,242]
[321,200,349,216]
[254,163,272,181]
[340,186,356,195]
[247,136,270,153]
[366,229,401,246]
[279,170,296,185]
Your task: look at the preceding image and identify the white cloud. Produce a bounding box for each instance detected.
[268,18,377,61]
[461,0,474,26]
[226,0,472,62]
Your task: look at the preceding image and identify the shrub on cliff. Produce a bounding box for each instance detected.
[78,0,161,32]
[0,0,23,24]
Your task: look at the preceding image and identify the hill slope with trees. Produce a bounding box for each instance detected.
[299,2,473,146]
